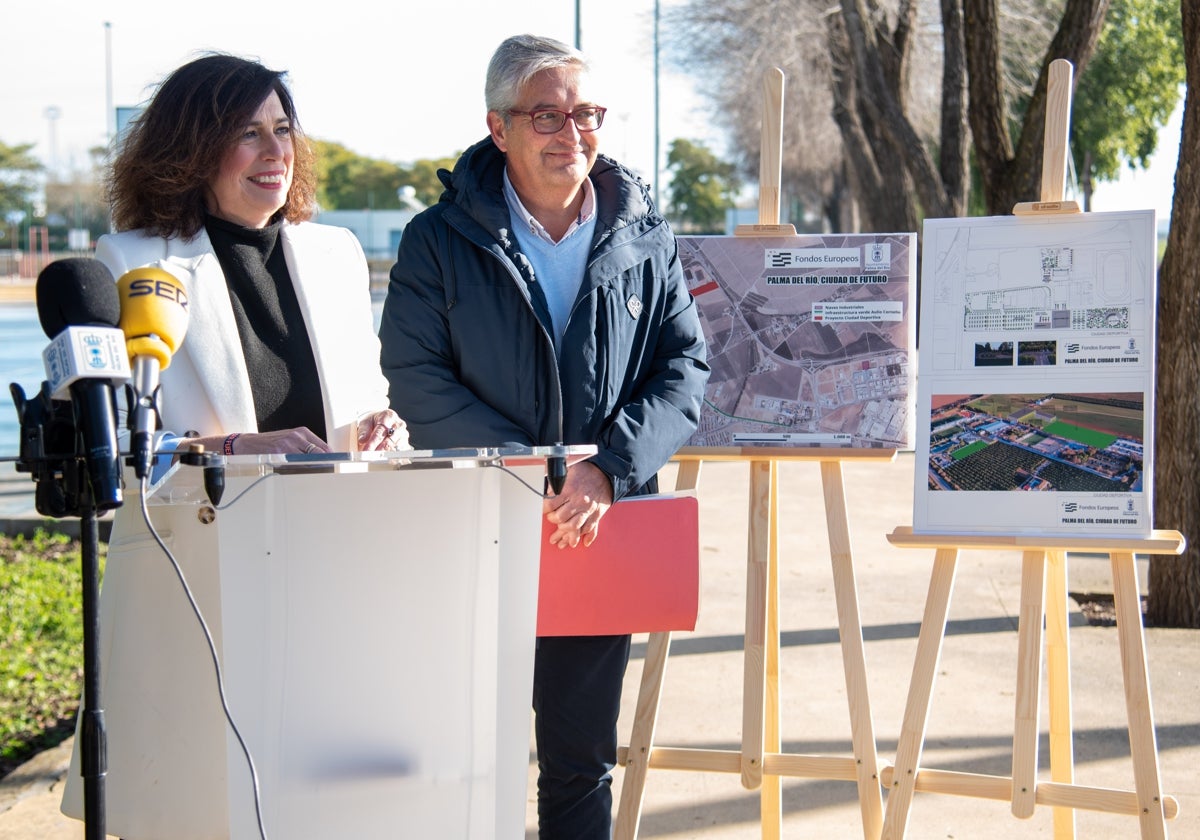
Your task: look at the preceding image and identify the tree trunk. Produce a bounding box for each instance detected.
[1149,0,1200,628]
[967,0,1110,214]
[833,0,946,227]
[827,13,917,232]
[939,0,971,215]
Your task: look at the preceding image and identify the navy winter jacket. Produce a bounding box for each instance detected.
[379,137,709,500]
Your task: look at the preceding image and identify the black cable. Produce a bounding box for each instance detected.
[212,471,274,510]
[485,461,557,498]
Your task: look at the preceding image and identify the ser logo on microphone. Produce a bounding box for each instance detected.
[125,276,189,309]
[117,267,190,358]
[117,266,190,480]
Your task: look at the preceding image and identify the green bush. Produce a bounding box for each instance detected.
[0,530,104,778]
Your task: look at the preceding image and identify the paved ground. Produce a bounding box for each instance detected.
[2,454,1198,838]
[0,278,35,304]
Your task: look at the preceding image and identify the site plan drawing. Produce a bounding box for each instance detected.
[678,234,916,450]
[914,210,1157,536]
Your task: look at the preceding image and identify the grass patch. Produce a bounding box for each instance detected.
[0,530,103,779]
[951,440,989,461]
[1043,419,1118,449]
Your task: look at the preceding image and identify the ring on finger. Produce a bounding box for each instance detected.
[304,442,319,454]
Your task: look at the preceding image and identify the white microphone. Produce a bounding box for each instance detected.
[116,267,190,479]
[43,325,131,400]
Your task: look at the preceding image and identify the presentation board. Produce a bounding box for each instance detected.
[679,233,916,449]
[912,210,1156,536]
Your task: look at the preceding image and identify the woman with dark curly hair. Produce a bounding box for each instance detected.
[108,53,319,240]
[61,53,407,838]
[96,51,405,457]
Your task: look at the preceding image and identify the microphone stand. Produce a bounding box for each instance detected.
[77,487,107,840]
[11,380,219,840]
[10,383,109,839]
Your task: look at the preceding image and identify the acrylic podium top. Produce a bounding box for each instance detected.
[146,444,596,507]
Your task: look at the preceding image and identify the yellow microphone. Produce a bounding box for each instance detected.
[117,267,190,478]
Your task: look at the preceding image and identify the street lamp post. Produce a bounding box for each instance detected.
[105,22,114,144]
[44,106,61,177]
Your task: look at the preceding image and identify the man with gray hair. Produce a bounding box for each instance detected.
[380,34,708,837]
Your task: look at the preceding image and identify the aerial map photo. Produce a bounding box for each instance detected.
[927,393,1144,493]
[679,234,915,450]
[913,211,1155,535]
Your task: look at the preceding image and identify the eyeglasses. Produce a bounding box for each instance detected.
[507,106,607,134]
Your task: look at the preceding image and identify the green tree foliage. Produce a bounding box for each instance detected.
[312,139,407,211]
[402,155,460,208]
[0,140,43,221]
[1072,0,1185,209]
[312,140,459,212]
[664,138,742,234]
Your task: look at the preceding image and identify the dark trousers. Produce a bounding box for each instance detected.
[532,633,632,840]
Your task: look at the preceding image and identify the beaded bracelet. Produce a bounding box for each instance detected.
[223,433,241,456]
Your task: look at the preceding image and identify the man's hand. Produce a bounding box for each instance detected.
[356,409,409,452]
[543,460,613,548]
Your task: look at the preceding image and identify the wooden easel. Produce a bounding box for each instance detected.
[879,60,1184,839]
[880,530,1184,839]
[615,68,896,840]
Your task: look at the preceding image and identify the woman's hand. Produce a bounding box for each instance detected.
[188,427,329,457]
[356,409,409,452]
[237,428,330,454]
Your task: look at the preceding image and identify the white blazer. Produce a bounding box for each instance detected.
[97,221,388,450]
[62,222,392,836]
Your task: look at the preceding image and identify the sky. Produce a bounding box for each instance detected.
[3,0,710,192]
[2,0,1184,222]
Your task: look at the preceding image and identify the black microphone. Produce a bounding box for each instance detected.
[36,258,129,511]
[547,442,568,495]
[176,443,225,506]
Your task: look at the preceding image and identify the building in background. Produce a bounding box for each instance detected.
[314,209,419,263]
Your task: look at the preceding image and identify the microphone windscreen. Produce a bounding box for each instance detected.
[36,258,121,338]
[117,267,190,369]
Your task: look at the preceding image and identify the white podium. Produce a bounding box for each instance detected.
[63,446,585,839]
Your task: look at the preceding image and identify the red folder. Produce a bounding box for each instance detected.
[536,494,700,637]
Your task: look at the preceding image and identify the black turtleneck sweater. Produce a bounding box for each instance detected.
[204,214,327,441]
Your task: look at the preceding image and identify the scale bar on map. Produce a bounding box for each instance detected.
[733,432,854,446]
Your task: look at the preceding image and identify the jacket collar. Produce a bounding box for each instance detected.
[442,137,658,243]
[159,228,257,432]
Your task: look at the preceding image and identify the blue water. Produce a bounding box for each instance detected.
[0,299,387,459]
[1,303,45,458]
